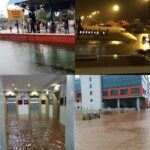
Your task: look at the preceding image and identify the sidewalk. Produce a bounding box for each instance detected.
[0,26,75,35]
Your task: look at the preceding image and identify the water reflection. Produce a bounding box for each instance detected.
[76,34,150,66]
[0,41,74,74]
[6,114,65,150]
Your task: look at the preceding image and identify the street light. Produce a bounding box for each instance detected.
[81,16,84,20]
[113,4,120,12]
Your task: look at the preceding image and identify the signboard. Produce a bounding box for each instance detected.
[7,9,24,20]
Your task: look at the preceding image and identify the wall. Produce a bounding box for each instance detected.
[80,75,101,110]
[0,77,6,150]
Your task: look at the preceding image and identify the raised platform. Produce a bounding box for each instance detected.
[0,33,75,44]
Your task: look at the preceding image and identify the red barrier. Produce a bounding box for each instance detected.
[0,33,75,44]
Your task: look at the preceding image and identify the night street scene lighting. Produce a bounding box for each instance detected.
[75,0,150,74]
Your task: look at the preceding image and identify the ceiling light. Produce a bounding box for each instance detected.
[6,91,15,96]
[12,83,15,86]
[27,84,31,87]
[51,83,57,87]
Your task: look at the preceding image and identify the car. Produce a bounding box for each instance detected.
[142,35,150,44]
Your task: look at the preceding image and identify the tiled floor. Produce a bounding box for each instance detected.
[6,115,65,150]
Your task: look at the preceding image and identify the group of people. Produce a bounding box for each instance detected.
[11,17,70,34]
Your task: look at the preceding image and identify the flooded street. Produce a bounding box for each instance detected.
[76,34,150,66]
[6,115,65,150]
[76,110,150,150]
[0,40,74,75]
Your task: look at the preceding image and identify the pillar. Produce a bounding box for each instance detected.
[0,77,6,150]
[65,76,75,150]
[117,99,120,109]
[53,90,60,120]
[136,97,140,111]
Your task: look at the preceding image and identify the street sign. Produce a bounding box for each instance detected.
[7,9,24,20]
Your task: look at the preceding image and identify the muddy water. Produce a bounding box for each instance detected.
[76,110,150,150]
[6,115,65,150]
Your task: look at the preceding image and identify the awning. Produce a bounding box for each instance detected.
[8,0,27,5]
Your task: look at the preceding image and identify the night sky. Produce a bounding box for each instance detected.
[76,0,150,22]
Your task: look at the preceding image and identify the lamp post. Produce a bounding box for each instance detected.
[112,4,120,12]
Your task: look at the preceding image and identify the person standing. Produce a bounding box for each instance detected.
[15,20,19,33]
[64,17,69,34]
[48,20,52,33]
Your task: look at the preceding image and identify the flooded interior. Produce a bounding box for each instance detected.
[6,114,65,150]
[0,40,75,75]
[76,110,150,150]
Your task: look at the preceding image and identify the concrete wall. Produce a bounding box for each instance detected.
[0,77,6,150]
[80,75,102,111]
[18,92,29,115]
[60,82,67,125]
[40,93,47,115]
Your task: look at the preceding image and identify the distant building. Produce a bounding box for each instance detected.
[75,75,150,111]
[75,75,102,111]
[102,75,149,110]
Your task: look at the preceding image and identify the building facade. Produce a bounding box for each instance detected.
[75,75,102,111]
[75,75,150,111]
[102,75,149,110]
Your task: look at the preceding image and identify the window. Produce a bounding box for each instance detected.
[120,89,128,95]
[131,88,140,94]
[102,91,108,96]
[77,93,81,97]
[111,90,118,96]
[89,77,92,82]
[90,91,93,95]
[89,84,92,88]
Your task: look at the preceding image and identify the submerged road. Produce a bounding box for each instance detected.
[76,110,150,150]
[76,34,150,73]
[0,40,75,75]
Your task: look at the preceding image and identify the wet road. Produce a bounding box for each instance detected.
[76,34,150,67]
[6,115,65,150]
[76,110,150,150]
[0,40,74,75]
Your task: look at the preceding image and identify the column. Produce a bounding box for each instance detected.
[136,97,140,111]
[117,99,120,109]
[0,76,6,150]
[65,76,75,150]
[53,90,60,120]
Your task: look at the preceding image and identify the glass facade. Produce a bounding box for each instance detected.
[102,75,142,89]
[111,90,118,96]
[102,91,108,96]
[131,88,140,94]
[120,89,128,95]
[75,79,81,92]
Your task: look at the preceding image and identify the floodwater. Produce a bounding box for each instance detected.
[76,34,150,67]
[76,110,150,150]
[0,40,74,75]
[6,115,65,150]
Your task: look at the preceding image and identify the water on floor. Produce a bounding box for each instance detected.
[6,114,65,150]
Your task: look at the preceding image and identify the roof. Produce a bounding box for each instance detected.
[8,0,27,5]
[8,0,74,11]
